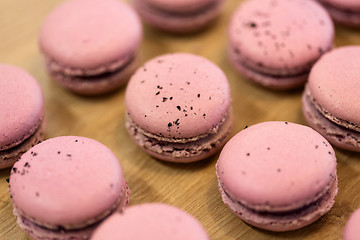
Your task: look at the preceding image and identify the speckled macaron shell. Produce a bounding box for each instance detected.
[343,208,360,240]
[0,64,44,151]
[308,46,360,128]
[228,0,334,81]
[142,0,220,12]
[9,136,127,228]
[125,53,231,139]
[90,203,209,240]
[39,0,142,73]
[217,121,337,211]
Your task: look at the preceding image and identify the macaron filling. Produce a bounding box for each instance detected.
[218,175,337,229]
[0,116,43,151]
[231,55,310,80]
[0,121,45,163]
[319,1,360,25]
[12,183,129,239]
[302,87,360,149]
[134,0,221,19]
[228,43,329,80]
[126,109,232,160]
[47,54,137,82]
[48,55,139,95]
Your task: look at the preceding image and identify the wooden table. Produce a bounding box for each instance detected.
[1,0,360,239]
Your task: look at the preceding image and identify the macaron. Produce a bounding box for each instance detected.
[228,0,334,90]
[216,121,338,231]
[343,208,360,240]
[90,203,209,240]
[302,46,360,152]
[39,0,142,95]
[133,0,224,33]
[317,0,360,28]
[9,136,130,240]
[125,53,233,163]
[0,64,45,169]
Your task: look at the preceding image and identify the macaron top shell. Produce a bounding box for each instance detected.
[343,208,360,240]
[10,136,125,228]
[0,64,44,151]
[217,121,336,211]
[143,0,220,12]
[229,0,333,74]
[308,46,360,127]
[91,203,209,240]
[319,0,360,11]
[125,53,231,139]
[39,0,142,71]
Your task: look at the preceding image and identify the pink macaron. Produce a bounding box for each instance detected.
[133,0,224,33]
[228,0,334,90]
[90,203,209,240]
[0,64,45,169]
[302,46,360,152]
[216,121,338,231]
[125,53,233,163]
[9,136,129,240]
[39,0,142,95]
[317,0,360,28]
[343,208,360,240]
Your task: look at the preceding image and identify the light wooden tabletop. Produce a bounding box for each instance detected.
[1,0,360,239]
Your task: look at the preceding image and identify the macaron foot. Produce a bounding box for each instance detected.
[126,109,233,163]
[133,0,223,34]
[48,56,139,96]
[0,120,45,169]
[228,49,308,90]
[302,87,360,152]
[219,176,337,232]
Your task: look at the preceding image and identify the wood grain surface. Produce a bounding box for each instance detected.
[1,0,360,239]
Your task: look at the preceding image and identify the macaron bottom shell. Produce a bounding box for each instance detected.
[125,109,233,163]
[13,183,130,240]
[0,120,45,169]
[302,87,360,152]
[228,48,308,90]
[319,1,360,28]
[218,176,338,232]
[47,55,139,95]
[133,0,223,34]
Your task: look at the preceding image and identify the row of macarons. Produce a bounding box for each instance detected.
[2,40,360,167]
[35,0,360,154]
[3,40,359,169]
[4,122,359,239]
[37,0,359,95]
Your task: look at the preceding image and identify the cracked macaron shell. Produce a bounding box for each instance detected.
[39,0,142,72]
[0,64,44,151]
[217,121,337,211]
[125,53,231,139]
[228,0,334,75]
[9,136,126,228]
[91,203,209,240]
[308,46,360,128]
